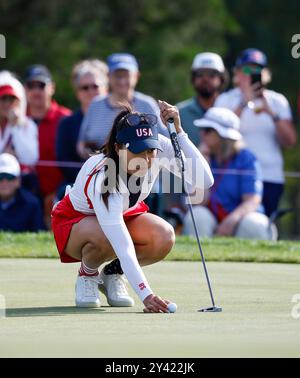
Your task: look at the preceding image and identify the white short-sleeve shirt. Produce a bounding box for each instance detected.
[215,88,293,183]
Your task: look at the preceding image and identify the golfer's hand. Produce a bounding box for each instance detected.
[158,100,183,134]
[143,294,170,313]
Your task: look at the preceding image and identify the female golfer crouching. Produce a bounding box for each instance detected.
[51,101,214,313]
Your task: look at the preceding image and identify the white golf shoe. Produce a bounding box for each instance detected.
[99,270,135,307]
[75,274,102,308]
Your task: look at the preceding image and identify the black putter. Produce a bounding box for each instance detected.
[167,118,222,313]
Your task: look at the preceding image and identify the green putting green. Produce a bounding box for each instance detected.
[0,259,299,357]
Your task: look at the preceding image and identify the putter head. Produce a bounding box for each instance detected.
[198,306,222,313]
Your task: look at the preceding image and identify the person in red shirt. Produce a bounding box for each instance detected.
[25,65,71,228]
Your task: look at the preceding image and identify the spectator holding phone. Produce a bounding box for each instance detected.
[215,49,297,216]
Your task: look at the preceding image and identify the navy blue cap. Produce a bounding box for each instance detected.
[25,65,52,83]
[116,125,162,154]
[235,49,268,68]
[107,53,139,73]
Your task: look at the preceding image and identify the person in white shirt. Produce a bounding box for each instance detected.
[215,49,297,216]
[0,71,39,191]
[51,101,214,313]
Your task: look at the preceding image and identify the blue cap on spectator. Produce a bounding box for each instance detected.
[235,49,268,68]
[107,53,139,73]
[25,65,52,84]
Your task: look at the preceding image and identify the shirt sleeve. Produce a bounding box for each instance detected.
[273,93,293,120]
[89,176,153,302]
[78,103,93,143]
[158,131,214,192]
[214,93,233,109]
[239,152,263,197]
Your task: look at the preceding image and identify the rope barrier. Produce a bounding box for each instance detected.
[35,160,300,179]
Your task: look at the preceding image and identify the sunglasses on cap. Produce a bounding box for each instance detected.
[120,113,158,128]
[0,173,17,181]
[78,84,100,92]
[26,82,47,90]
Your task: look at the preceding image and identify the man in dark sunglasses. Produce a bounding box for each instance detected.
[24,64,71,229]
[0,153,44,232]
[177,52,227,147]
[163,53,227,229]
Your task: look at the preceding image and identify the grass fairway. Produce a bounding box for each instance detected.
[0,259,299,358]
[1,232,300,263]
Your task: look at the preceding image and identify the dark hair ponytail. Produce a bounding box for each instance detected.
[96,104,133,208]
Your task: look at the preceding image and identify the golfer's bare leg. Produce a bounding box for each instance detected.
[64,213,175,267]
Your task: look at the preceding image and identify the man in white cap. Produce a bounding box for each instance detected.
[177,52,227,147]
[164,53,226,222]
[0,153,44,232]
[183,107,277,241]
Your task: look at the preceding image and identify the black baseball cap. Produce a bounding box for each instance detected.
[116,124,163,154]
[24,65,52,84]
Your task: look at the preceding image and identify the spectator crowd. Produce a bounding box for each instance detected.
[0,49,297,239]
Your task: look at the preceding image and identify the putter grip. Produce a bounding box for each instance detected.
[167,118,185,170]
[167,118,177,135]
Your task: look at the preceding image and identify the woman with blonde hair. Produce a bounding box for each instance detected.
[0,71,39,190]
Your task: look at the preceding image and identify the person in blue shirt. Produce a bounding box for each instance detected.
[56,60,109,198]
[183,107,277,240]
[0,153,45,232]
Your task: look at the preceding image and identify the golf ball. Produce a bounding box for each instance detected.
[167,302,177,313]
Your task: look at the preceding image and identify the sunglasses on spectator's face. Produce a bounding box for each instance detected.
[241,65,262,75]
[0,173,17,181]
[194,70,220,79]
[121,113,158,127]
[26,81,47,90]
[0,95,17,103]
[78,84,100,92]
